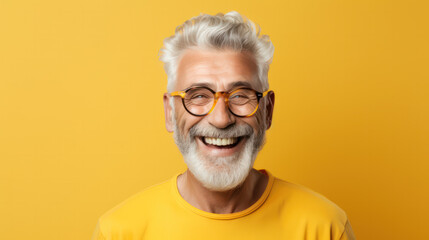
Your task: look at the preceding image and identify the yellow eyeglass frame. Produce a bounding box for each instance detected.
[170,86,270,117]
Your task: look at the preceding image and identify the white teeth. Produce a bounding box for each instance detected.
[204,137,238,146]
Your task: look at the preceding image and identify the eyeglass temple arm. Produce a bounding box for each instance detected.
[170,91,186,98]
[263,90,270,97]
[259,90,271,98]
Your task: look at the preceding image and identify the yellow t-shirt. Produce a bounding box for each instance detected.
[92,170,356,240]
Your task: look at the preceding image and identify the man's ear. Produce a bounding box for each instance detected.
[163,93,174,132]
[264,91,275,130]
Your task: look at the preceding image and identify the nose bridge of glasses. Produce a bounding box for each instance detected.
[207,91,231,114]
[205,91,235,124]
[214,91,229,101]
[212,91,230,107]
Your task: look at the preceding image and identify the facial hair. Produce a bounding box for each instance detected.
[172,110,266,191]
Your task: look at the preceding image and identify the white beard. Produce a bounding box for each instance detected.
[171,101,266,191]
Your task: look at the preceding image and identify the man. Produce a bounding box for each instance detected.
[92,11,356,240]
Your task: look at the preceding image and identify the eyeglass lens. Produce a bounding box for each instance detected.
[183,88,259,116]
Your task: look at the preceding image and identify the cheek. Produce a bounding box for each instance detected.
[241,116,263,136]
[254,101,268,129]
[248,110,266,134]
[175,111,187,133]
[175,109,201,135]
[173,100,187,132]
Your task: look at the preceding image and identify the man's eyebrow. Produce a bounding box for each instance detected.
[184,81,254,91]
[184,82,215,90]
[227,81,254,90]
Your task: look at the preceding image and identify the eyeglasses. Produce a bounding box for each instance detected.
[170,87,270,117]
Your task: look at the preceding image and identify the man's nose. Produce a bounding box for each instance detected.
[206,96,235,129]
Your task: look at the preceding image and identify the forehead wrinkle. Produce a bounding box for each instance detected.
[176,49,259,91]
[182,63,257,91]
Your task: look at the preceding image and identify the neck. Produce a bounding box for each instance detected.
[177,168,268,214]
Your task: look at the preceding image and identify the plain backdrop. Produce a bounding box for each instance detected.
[0,0,428,239]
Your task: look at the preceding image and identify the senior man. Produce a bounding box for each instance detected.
[92,11,356,240]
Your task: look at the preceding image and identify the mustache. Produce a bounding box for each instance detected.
[189,123,253,138]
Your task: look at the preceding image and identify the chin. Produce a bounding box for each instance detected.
[184,134,258,191]
[172,112,267,191]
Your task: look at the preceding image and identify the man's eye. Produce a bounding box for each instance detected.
[231,94,248,99]
[191,94,210,99]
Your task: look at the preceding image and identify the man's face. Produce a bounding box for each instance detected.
[164,49,273,191]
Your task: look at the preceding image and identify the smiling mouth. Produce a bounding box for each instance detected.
[200,136,243,149]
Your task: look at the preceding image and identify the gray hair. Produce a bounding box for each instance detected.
[159,11,274,92]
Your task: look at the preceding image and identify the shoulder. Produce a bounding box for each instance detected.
[270,177,348,225]
[97,178,172,234]
[265,177,354,239]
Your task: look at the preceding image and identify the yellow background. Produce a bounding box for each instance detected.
[1,0,428,239]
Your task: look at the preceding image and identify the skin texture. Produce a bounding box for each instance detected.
[163,49,275,214]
